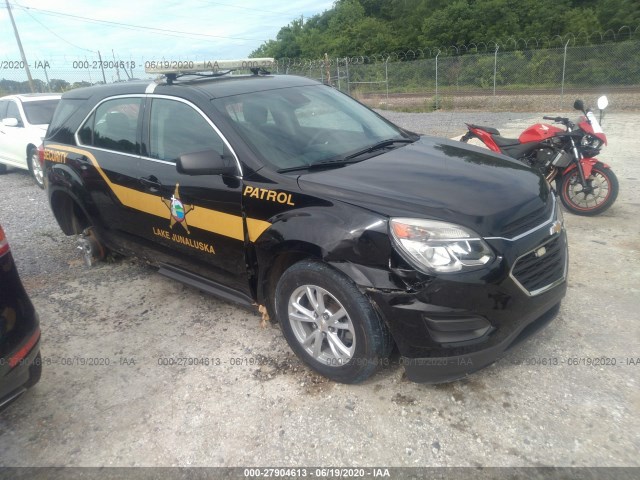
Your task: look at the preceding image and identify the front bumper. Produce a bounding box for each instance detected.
[401,302,560,383]
[365,220,568,383]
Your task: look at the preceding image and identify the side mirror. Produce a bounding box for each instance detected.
[2,118,19,127]
[176,149,236,176]
[573,99,585,112]
[597,95,609,110]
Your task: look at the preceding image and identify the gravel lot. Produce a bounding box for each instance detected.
[0,111,638,469]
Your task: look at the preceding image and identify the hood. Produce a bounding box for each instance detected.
[297,136,550,237]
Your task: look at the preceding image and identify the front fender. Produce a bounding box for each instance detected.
[562,157,609,179]
[252,204,407,302]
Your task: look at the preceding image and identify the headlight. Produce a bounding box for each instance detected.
[581,135,602,149]
[390,218,494,273]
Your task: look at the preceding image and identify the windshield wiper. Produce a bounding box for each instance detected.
[277,137,416,174]
[277,158,363,173]
[344,137,415,161]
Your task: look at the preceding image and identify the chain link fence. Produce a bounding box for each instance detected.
[2,40,639,112]
[281,40,640,111]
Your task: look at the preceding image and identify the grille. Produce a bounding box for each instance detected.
[512,236,566,295]
[501,202,552,239]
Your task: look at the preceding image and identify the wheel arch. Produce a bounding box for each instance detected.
[26,143,37,158]
[254,241,324,320]
[250,204,400,313]
[248,212,401,367]
[49,188,92,235]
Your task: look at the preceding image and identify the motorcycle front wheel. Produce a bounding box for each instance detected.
[558,162,619,216]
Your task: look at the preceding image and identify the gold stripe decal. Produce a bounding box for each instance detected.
[46,145,271,242]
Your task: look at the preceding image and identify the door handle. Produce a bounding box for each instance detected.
[139,175,161,193]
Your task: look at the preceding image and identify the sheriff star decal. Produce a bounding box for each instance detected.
[162,184,194,234]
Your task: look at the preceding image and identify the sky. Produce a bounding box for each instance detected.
[1,0,334,83]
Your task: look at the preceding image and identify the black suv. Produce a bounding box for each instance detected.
[43,65,567,384]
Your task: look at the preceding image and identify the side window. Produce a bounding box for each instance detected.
[0,101,8,120]
[6,101,22,126]
[149,98,224,162]
[81,97,141,154]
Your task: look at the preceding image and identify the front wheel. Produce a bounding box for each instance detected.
[558,162,619,216]
[274,260,393,384]
[28,147,45,189]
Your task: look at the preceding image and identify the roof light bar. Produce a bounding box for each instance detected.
[144,58,274,75]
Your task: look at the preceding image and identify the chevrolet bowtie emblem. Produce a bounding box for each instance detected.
[535,246,547,258]
[549,220,562,236]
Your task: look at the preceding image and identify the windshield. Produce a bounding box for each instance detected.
[212,84,410,171]
[585,111,604,134]
[22,99,60,125]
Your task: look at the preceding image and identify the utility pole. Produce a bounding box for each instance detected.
[5,0,35,92]
[43,62,51,92]
[112,49,121,82]
[323,53,331,86]
[97,50,107,84]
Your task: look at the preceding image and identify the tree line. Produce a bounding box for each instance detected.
[0,79,92,95]
[250,0,640,59]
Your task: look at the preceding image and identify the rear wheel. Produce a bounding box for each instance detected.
[559,162,619,216]
[274,260,392,384]
[27,147,45,189]
[77,227,106,267]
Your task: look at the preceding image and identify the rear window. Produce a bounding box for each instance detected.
[22,100,59,125]
[47,99,85,135]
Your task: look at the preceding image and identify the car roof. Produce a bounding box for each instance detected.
[61,75,322,101]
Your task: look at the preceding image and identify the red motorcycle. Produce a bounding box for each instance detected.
[460,96,618,216]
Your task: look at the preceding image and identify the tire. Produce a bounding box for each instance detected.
[0,163,7,174]
[77,227,106,267]
[27,147,45,189]
[558,162,619,216]
[274,260,393,384]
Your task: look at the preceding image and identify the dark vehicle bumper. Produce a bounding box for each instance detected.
[0,336,41,410]
[401,302,560,383]
[365,227,568,383]
[1,247,42,410]
[369,284,565,383]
